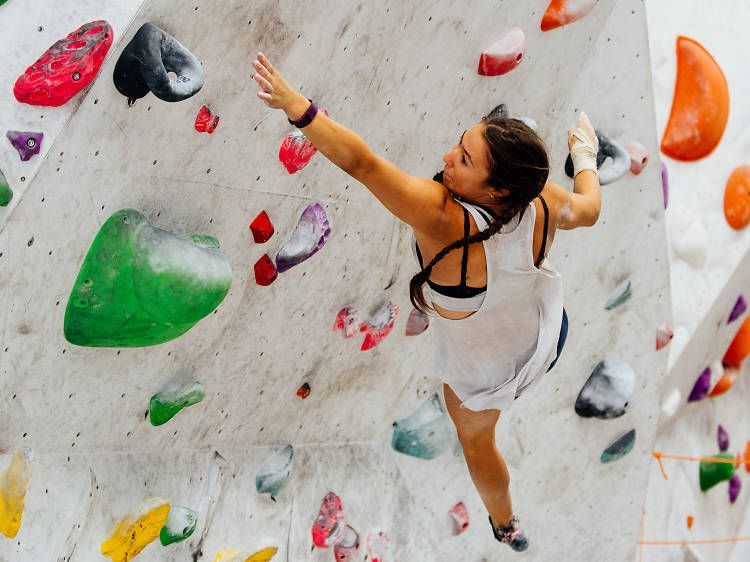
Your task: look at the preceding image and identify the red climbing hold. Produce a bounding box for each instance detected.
[194,105,220,133]
[333,307,362,339]
[249,210,274,243]
[311,491,345,548]
[541,0,597,32]
[254,254,278,286]
[297,382,311,399]
[723,316,750,368]
[449,502,470,535]
[724,166,750,231]
[655,323,673,351]
[360,301,398,351]
[279,130,318,174]
[14,20,113,107]
[477,27,525,77]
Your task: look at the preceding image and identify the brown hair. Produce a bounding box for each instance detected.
[410,116,550,313]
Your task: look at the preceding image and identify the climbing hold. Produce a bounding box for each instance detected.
[296,382,311,399]
[661,37,729,161]
[600,429,636,463]
[405,307,429,336]
[195,105,220,134]
[669,206,708,268]
[723,316,750,368]
[360,301,399,351]
[717,425,730,452]
[656,323,673,351]
[625,142,648,175]
[311,491,345,548]
[214,547,279,561]
[729,474,741,503]
[391,393,452,460]
[6,130,43,161]
[728,295,747,324]
[709,365,740,397]
[113,23,204,104]
[149,381,205,426]
[0,168,12,207]
[101,498,170,562]
[661,388,681,419]
[159,505,197,546]
[604,279,631,310]
[477,27,525,77]
[565,131,629,185]
[745,441,750,472]
[661,161,669,209]
[333,307,362,338]
[249,211,274,243]
[365,529,389,562]
[14,21,113,107]
[575,360,635,419]
[725,166,750,230]
[541,0,597,31]
[64,209,232,347]
[333,524,360,561]
[255,444,293,501]
[254,254,278,286]
[279,130,318,174]
[275,202,330,273]
[0,448,32,539]
[699,453,736,491]
[686,515,694,529]
[449,502,470,534]
[687,367,711,402]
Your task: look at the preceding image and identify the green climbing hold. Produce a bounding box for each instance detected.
[699,452,736,491]
[0,169,12,207]
[159,505,196,546]
[149,381,205,426]
[64,209,231,347]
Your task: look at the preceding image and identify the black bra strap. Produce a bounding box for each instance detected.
[460,207,470,288]
[537,195,549,267]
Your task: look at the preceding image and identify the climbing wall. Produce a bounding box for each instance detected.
[0,1,669,560]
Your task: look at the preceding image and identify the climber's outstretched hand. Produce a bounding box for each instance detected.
[252,52,298,111]
[567,111,598,152]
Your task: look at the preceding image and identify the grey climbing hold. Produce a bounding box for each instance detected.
[575,359,635,419]
[600,429,636,463]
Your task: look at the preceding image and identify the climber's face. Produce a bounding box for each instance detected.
[441,123,507,207]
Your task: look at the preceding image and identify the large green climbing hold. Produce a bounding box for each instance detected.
[0,168,12,207]
[699,452,736,491]
[64,209,232,347]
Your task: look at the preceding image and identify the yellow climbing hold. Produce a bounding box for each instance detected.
[0,448,33,539]
[214,546,279,561]
[101,498,170,561]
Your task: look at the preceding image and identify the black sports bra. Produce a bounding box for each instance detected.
[415,195,550,299]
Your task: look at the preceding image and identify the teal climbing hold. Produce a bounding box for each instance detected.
[600,429,636,463]
[391,394,452,460]
[64,209,232,347]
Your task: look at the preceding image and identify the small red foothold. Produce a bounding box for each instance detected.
[254,254,277,286]
[250,210,274,243]
[297,382,311,399]
[449,502,470,534]
[195,105,220,133]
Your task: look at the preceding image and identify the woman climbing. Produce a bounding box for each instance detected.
[252,52,601,552]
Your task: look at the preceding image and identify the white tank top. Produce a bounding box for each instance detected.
[424,199,564,412]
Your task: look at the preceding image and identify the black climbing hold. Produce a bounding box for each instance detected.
[565,130,630,185]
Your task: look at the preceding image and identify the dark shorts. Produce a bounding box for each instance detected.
[546,308,568,372]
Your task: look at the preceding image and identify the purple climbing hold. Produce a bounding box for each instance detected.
[687,367,711,402]
[6,131,43,161]
[717,424,730,452]
[275,202,331,273]
[661,161,669,209]
[728,295,747,324]
[729,474,741,503]
[405,308,429,336]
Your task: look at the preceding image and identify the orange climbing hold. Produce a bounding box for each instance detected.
[745,441,750,472]
[723,316,750,368]
[724,166,750,230]
[660,36,729,161]
[709,365,740,397]
[686,515,694,529]
[540,0,597,32]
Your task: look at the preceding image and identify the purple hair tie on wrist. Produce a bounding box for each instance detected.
[288,99,318,128]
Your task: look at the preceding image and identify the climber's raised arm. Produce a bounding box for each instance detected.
[252,53,449,233]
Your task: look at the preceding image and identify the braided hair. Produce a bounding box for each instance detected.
[409,116,550,313]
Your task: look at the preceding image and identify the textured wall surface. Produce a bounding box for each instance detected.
[0,1,669,560]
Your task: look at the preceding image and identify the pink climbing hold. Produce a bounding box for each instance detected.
[254,254,278,286]
[405,308,429,336]
[360,301,399,351]
[477,27,525,77]
[625,141,649,175]
[449,502,470,535]
[194,105,220,133]
[729,474,741,503]
[365,529,389,562]
[541,0,597,32]
[311,491,345,548]
[656,323,673,351]
[728,295,747,324]
[333,307,362,339]
[333,525,360,561]
[687,367,711,402]
[249,210,274,243]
